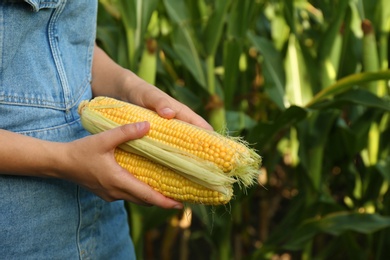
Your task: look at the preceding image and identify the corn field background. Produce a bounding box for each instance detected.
[96,0,390,259]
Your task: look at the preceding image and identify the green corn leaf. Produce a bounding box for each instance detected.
[309,88,390,111]
[317,0,349,62]
[306,70,390,107]
[227,0,256,39]
[247,106,308,150]
[283,212,390,250]
[248,32,286,110]
[203,0,231,56]
[225,110,257,135]
[377,157,390,182]
[297,110,339,193]
[163,0,207,88]
[222,39,242,108]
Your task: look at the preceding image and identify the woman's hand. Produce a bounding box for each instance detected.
[125,78,213,130]
[91,45,213,131]
[61,122,183,209]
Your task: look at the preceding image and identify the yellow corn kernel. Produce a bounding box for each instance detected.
[114,148,232,205]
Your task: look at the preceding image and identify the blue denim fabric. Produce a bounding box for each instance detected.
[0,1,136,259]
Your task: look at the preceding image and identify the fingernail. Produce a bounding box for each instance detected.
[135,121,147,131]
[160,107,175,117]
[173,204,183,210]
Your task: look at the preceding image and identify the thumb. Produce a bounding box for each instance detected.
[99,121,150,150]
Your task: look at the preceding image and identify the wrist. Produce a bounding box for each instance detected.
[119,69,151,104]
[0,130,69,179]
[37,141,70,179]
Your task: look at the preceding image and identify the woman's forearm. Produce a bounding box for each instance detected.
[91,44,213,130]
[91,45,139,101]
[0,129,64,177]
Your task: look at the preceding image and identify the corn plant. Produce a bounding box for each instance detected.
[97,0,390,259]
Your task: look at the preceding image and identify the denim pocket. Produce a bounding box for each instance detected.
[24,0,61,12]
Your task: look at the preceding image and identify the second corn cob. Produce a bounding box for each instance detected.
[115,148,232,205]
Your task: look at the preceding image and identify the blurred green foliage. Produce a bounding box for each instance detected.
[97,0,390,259]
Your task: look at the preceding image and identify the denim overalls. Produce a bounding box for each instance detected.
[0,1,135,258]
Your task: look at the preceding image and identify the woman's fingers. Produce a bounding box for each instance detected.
[100,166,183,209]
[121,179,183,209]
[136,88,213,130]
[97,121,150,150]
[156,104,213,131]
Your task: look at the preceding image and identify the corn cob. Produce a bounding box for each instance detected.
[115,148,232,205]
[78,96,261,205]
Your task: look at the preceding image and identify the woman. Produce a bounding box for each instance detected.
[0,1,211,259]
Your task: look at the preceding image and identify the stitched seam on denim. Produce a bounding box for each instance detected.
[0,94,64,108]
[0,76,91,109]
[76,185,83,260]
[0,101,65,110]
[48,0,71,110]
[69,77,91,109]
[16,117,82,134]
